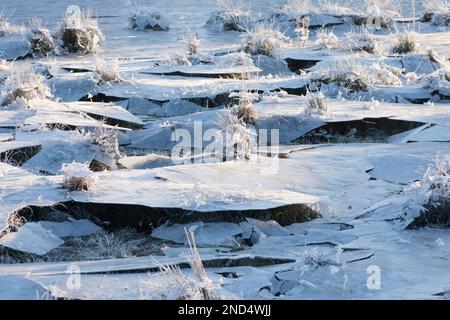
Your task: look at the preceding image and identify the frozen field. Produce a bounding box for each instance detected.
[0,0,450,300]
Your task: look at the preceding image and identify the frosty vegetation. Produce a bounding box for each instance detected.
[304,91,327,115]
[182,31,201,56]
[95,59,124,83]
[141,228,221,300]
[56,7,103,54]
[217,110,253,160]
[1,63,52,106]
[129,0,169,32]
[206,0,251,32]
[25,18,55,57]
[393,32,418,55]
[61,162,98,192]
[422,0,450,26]
[242,23,290,57]
[403,154,450,228]
[315,58,402,93]
[0,10,26,36]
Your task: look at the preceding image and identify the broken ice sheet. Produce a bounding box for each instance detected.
[151,222,242,247]
[244,218,291,237]
[0,222,64,255]
[39,219,103,238]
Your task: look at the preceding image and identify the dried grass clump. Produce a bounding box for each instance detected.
[57,7,103,54]
[26,18,55,57]
[61,162,98,192]
[393,33,418,55]
[242,23,290,57]
[206,0,251,32]
[1,63,52,106]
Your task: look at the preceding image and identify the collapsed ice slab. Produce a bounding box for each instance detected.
[98,74,308,102]
[0,219,103,255]
[0,130,118,174]
[0,222,64,255]
[0,99,131,130]
[64,101,144,129]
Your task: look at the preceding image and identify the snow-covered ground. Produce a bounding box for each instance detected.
[0,0,450,300]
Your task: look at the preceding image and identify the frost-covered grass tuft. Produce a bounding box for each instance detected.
[129,0,169,32]
[206,0,251,32]
[0,10,26,36]
[217,110,253,160]
[61,162,98,192]
[316,58,402,92]
[280,0,354,16]
[233,92,257,124]
[344,27,379,54]
[95,59,124,83]
[315,28,339,49]
[182,31,201,56]
[4,211,27,235]
[422,1,450,26]
[304,91,327,115]
[1,63,52,105]
[83,121,121,161]
[57,7,103,54]
[351,0,400,29]
[242,23,290,57]
[403,154,450,228]
[393,33,418,55]
[141,228,221,300]
[424,0,450,13]
[26,18,55,57]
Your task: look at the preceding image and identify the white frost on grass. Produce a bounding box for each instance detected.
[56,7,104,54]
[315,28,339,49]
[279,0,355,16]
[26,18,55,57]
[242,23,291,57]
[423,0,450,26]
[61,162,98,192]
[402,154,450,224]
[206,0,251,32]
[361,0,401,27]
[314,58,402,92]
[141,228,222,300]
[0,10,26,36]
[95,58,124,83]
[181,30,201,56]
[1,63,52,106]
